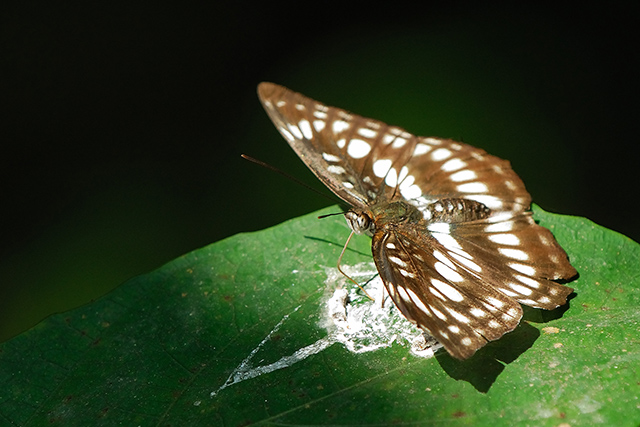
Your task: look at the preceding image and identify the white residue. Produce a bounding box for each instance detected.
[210,262,440,398]
[323,262,442,357]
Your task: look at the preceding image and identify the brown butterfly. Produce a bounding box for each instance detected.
[258,82,576,359]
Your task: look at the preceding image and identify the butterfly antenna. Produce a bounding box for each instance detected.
[337,231,375,301]
[317,212,348,219]
[241,154,339,204]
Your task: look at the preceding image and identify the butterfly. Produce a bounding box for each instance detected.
[257,82,576,360]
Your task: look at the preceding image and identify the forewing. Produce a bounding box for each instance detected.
[259,82,440,207]
[401,137,532,214]
[259,82,383,207]
[258,82,531,215]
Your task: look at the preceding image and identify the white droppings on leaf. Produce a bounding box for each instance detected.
[322,262,442,358]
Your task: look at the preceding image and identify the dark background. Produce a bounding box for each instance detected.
[1,3,638,342]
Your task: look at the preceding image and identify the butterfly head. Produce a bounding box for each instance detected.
[345,201,424,237]
[344,210,375,236]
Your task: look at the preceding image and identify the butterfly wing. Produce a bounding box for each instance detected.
[434,212,577,307]
[259,82,576,360]
[259,82,380,208]
[258,82,531,216]
[372,210,575,359]
[372,224,523,360]
[400,137,532,214]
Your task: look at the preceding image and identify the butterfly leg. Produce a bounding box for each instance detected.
[337,230,375,301]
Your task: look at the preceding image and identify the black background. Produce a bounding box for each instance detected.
[1,3,638,341]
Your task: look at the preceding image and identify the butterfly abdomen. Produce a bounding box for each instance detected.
[424,198,491,223]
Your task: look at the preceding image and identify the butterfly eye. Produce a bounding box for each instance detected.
[344,211,373,235]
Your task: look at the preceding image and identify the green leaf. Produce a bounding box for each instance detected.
[1,206,639,426]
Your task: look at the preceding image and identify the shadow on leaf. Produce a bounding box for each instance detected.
[304,235,370,258]
[436,322,540,393]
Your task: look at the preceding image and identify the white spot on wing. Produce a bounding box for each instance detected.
[357,127,378,138]
[427,222,451,234]
[485,221,515,233]
[432,308,447,321]
[373,159,392,178]
[509,283,533,296]
[434,262,463,282]
[516,275,541,288]
[385,167,398,187]
[347,139,372,159]
[449,170,477,182]
[489,234,520,245]
[279,127,294,141]
[399,269,416,278]
[467,195,503,209]
[457,182,489,193]
[469,308,486,318]
[450,252,481,272]
[332,120,350,133]
[500,288,518,297]
[397,166,409,183]
[430,279,464,302]
[441,158,466,172]
[498,248,529,261]
[382,134,395,145]
[327,165,346,175]
[287,124,303,139]
[389,256,407,268]
[401,184,422,200]
[405,288,430,314]
[510,263,536,276]
[313,120,326,132]
[485,296,504,308]
[445,308,471,324]
[399,174,415,189]
[413,143,431,156]
[397,286,412,304]
[298,119,313,139]
[431,148,452,161]
[392,137,407,148]
[322,152,341,162]
[433,250,457,270]
[429,286,446,301]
